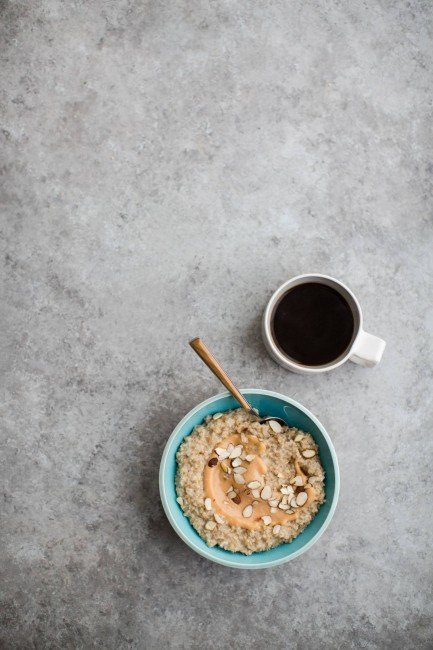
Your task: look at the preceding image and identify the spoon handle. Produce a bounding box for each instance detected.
[189,338,254,414]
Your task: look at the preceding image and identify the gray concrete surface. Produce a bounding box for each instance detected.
[1,0,433,648]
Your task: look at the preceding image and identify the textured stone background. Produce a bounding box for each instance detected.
[1,0,433,648]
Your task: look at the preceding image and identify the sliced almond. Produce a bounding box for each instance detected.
[205,520,216,530]
[251,489,260,498]
[233,466,247,474]
[252,500,259,506]
[260,485,272,500]
[229,444,243,459]
[281,495,289,505]
[278,503,289,510]
[270,507,278,514]
[269,420,282,433]
[234,474,246,484]
[227,443,234,454]
[309,476,318,484]
[176,496,183,506]
[273,525,281,534]
[231,457,242,467]
[269,499,280,508]
[215,448,229,460]
[262,515,272,525]
[280,485,294,495]
[296,491,308,506]
[227,490,237,499]
[294,475,304,486]
[302,449,316,458]
[213,412,223,420]
[290,497,298,508]
[294,433,304,442]
[204,498,212,511]
[242,505,253,518]
[214,513,225,524]
[247,480,261,489]
[245,454,256,462]
[240,432,248,443]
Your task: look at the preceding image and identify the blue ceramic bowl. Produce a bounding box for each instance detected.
[159,389,339,569]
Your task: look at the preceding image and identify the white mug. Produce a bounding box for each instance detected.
[262,274,386,374]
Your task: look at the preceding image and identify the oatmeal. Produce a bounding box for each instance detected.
[175,408,325,555]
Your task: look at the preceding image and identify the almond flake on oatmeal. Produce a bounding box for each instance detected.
[251,489,260,498]
[176,496,183,506]
[229,445,243,459]
[269,420,282,433]
[227,490,237,499]
[262,515,272,525]
[247,480,261,489]
[227,443,234,454]
[261,485,272,500]
[242,505,253,518]
[240,432,248,443]
[280,486,294,495]
[252,500,259,506]
[294,476,304,486]
[204,498,212,511]
[213,412,223,420]
[205,520,216,530]
[234,474,246,484]
[215,448,229,460]
[269,499,279,507]
[231,457,242,467]
[273,525,281,534]
[245,454,255,462]
[278,503,289,510]
[294,433,304,442]
[214,513,225,524]
[233,466,247,474]
[302,449,316,458]
[296,491,308,506]
[290,497,298,508]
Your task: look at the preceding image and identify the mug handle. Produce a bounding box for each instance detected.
[349,330,386,368]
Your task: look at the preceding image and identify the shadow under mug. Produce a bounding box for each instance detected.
[262,274,386,374]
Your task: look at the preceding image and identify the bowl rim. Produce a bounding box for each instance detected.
[159,388,340,569]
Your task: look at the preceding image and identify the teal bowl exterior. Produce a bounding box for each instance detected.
[159,389,339,569]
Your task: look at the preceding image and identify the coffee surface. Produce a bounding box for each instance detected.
[272,282,355,366]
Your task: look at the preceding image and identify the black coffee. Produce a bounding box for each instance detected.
[272,282,355,366]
